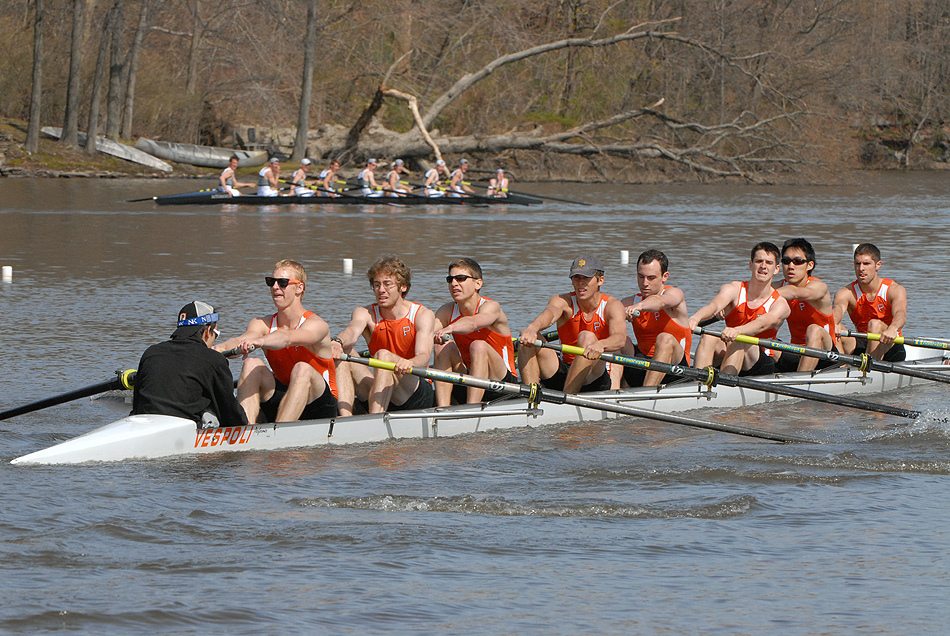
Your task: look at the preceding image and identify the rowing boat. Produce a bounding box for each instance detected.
[12,347,948,465]
[144,190,543,206]
[134,138,268,168]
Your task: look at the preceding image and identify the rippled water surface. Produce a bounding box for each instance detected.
[1,174,949,634]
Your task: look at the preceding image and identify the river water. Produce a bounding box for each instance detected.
[1,174,949,634]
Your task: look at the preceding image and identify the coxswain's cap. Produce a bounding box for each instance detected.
[173,300,219,338]
[569,255,605,278]
[301,158,311,165]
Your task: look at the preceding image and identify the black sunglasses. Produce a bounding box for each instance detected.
[445,274,474,283]
[781,257,809,265]
[265,276,303,288]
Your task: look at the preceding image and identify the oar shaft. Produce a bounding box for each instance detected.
[548,342,920,420]
[842,330,950,351]
[696,327,950,385]
[0,377,125,420]
[341,354,813,443]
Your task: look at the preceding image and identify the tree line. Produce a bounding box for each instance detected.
[4,0,950,181]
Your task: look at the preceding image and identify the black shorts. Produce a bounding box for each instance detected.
[391,377,434,411]
[852,339,906,362]
[451,370,519,404]
[622,345,687,387]
[541,359,611,392]
[774,349,840,373]
[261,381,338,422]
[738,348,777,377]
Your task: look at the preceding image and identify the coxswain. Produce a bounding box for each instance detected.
[618,249,692,386]
[257,157,281,197]
[219,155,253,196]
[518,254,627,393]
[774,238,837,372]
[331,256,436,416]
[432,258,518,405]
[216,259,338,423]
[833,243,907,361]
[689,242,790,376]
[132,301,247,429]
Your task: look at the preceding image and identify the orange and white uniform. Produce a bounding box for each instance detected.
[847,278,901,335]
[725,282,782,355]
[630,286,692,364]
[369,302,424,359]
[557,293,614,364]
[264,311,337,396]
[782,277,837,346]
[448,298,516,374]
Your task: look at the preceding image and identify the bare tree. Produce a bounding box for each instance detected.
[105,0,127,139]
[61,0,86,149]
[25,0,44,154]
[86,2,119,154]
[291,0,319,161]
[121,0,151,140]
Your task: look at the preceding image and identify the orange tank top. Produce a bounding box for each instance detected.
[782,277,837,346]
[369,302,422,359]
[448,297,516,374]
[848,278,901,335]
[630,286,692,364]
[264,311,337,396]
[725,282,781,341]
[557,293,613,364]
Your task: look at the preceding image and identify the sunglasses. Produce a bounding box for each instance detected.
[446,274,475,283]
[781,257,809,265]
[265,276,303,288]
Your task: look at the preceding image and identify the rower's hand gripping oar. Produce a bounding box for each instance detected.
[340,354,814,444]
[0,369,137,421]
[539,341,922,421]
[695,327,950,385]
[840,329,950,352]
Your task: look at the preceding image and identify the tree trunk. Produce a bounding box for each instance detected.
[61,0,86,150]
[86,3,117,154]
[121,0,150,140]
[105,0,126,140]
[186,0,201,94]
[25,0,44,154]
[291,0,319,162]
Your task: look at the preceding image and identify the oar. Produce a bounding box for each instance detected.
[841,329,950,352]
[471,182,590,206]
[540,341,921,420]
[401,180,502,204]
[340,354,815,444]
[695,327,950,385]
[0,369,137,421]
[280,179,403,206]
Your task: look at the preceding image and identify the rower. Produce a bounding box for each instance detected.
[358,158,384,197]
[774,238,837,372]
[219,155,253,196]
[486,169,509,198]
[689,242,790,376]
[518,254,627,393]
[331,256,436,415]
[383,159,411,197]
[449,158,476,197]
[132,301,247,429]
[257,157,281,197]
[318,159,341,197]
[423,159,447,197]
[216,259,339,423]
[432,258,518,406]
[291,158,314,196]
[618,249,692,386]
[833,243,907,361]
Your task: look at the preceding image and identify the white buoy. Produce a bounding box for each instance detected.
[343,258,353,274]
[1,266,11,281]
[620,250,630,265]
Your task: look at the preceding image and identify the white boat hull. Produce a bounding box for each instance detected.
[12,350,949,465]
[134,137,268,168]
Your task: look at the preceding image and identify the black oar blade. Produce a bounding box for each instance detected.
[0,377,125,421]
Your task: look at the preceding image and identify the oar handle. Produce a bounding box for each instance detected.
[221,345,256,358]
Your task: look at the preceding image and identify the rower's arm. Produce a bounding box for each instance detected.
[215,317,269,354]
[736,296,791,337]
[442,301,502,336]
[832,287,855,331]
[777,278,828,303]
[688,282,737,329]
[885,282,907,336]
[601,298,629,351]
[333,306,373,353]
[519,296,569,345]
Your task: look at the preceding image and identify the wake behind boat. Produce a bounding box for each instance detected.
[140,189,543,206]
[12,346,949,465]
